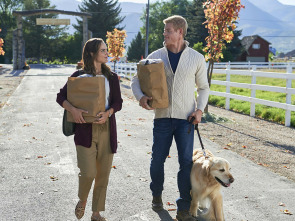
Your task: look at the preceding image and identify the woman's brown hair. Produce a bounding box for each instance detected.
[82,38,113,80]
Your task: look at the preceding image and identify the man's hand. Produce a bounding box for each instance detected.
[188,109,203,125]
[139,96,154,110]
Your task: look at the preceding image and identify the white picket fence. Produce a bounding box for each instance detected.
[211,65,295,126]
[107,62,295,126]
[213,61,295,70]
[107,62,137,80]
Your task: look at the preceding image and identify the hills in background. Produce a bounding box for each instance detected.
[51,0,295,53]
[239,0,295,54]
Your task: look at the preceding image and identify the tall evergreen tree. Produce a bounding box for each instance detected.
[74,0,125,41]
[127,32,144,62]
[140,0,190,53]
[22,0,68,61]
[186,0,208,46]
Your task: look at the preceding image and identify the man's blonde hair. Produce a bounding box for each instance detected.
[163,15,188,37]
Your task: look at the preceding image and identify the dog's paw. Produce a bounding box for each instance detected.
[189,209,197,217]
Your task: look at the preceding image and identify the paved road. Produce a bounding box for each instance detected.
[0,65,294,221]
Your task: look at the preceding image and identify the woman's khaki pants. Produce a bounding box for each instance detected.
[76,120,113,212]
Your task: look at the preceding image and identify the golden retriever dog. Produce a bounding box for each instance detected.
[190,149,234,221]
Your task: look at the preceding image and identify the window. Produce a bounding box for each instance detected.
[252,44,260,49]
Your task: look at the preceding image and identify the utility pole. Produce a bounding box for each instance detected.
[145,0,150,58]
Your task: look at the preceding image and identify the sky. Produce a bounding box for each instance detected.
[118,0,295,6]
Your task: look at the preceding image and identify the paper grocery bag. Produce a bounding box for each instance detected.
[67,77,105,123]
[137,62,169,108]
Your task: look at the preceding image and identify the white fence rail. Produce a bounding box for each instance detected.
[211,65,295,126]
[107,62,136,80]
[107,62,295,126]
[213,61,295,70]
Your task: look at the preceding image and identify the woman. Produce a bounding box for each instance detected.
[56,38,123,221]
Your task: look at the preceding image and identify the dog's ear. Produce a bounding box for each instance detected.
[202,159,211,176]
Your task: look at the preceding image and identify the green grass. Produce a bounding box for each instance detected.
[208,73,295,127]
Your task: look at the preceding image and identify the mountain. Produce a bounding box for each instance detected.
[50,0,295,53]
[50,0,145,46]
[119,2,145,46]
[237,0,295,53]
[247,0,295,22]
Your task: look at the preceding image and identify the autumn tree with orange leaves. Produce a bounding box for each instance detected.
[106,28,127,71]
[203,0,244,88]
[0,29,4,56]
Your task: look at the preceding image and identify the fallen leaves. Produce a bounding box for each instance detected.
[50,176,58,181]
[166,201,176,211]
[168,208,177,211]
[37,155,46,159]
[279,202,293,215]
[281,209,293,215]
[112,166,117,169]
[23,123,33,127]
[257,163,269,167]
[284,150,293,154]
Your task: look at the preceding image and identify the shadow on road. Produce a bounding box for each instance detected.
[155,209,175,220]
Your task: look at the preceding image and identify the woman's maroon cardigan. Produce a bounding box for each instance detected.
[56,71,123,153]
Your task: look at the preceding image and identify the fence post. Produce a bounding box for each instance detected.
[285,63,292,126]
[225,65,231,110]
[250,66,257,117]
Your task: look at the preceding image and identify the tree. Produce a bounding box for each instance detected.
[221,28,244,62]
[192,42,205,56]
[0,0,23,37]
[22,0,68,61]
[75,0,125,41]
[0,29,4,56]
[106,28,127,71]
[0,0,23,63]
[186,0,208,46]
[140,0,190,53]
[127,32,144,62]
[203,0,244,89]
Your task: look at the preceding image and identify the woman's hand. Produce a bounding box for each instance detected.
[62,100,88,124]
[93,111,109,124]
[71,107,88,124]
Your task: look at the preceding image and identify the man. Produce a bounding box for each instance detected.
[131,15,209,221]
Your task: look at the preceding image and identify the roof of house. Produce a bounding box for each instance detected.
[241,35,271,51]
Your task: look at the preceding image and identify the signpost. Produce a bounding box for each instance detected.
[36,18,70,25]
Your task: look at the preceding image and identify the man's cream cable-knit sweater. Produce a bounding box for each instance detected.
[131,41,210,120]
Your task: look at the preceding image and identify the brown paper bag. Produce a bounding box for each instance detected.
[137,62,169,108]
[67,77,105,123]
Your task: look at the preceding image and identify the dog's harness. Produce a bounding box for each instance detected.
[188,117,209,159]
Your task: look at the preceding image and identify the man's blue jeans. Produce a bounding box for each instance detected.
[150,118,194,211]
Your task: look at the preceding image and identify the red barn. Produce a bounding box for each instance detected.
[239,35,271,62]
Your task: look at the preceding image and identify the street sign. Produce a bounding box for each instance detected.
[36,18,70,25]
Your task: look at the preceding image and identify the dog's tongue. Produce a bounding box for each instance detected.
[225,183,231,187]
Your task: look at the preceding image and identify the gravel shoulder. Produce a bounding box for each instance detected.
[1,67,294,183]
[0,65,26,108]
